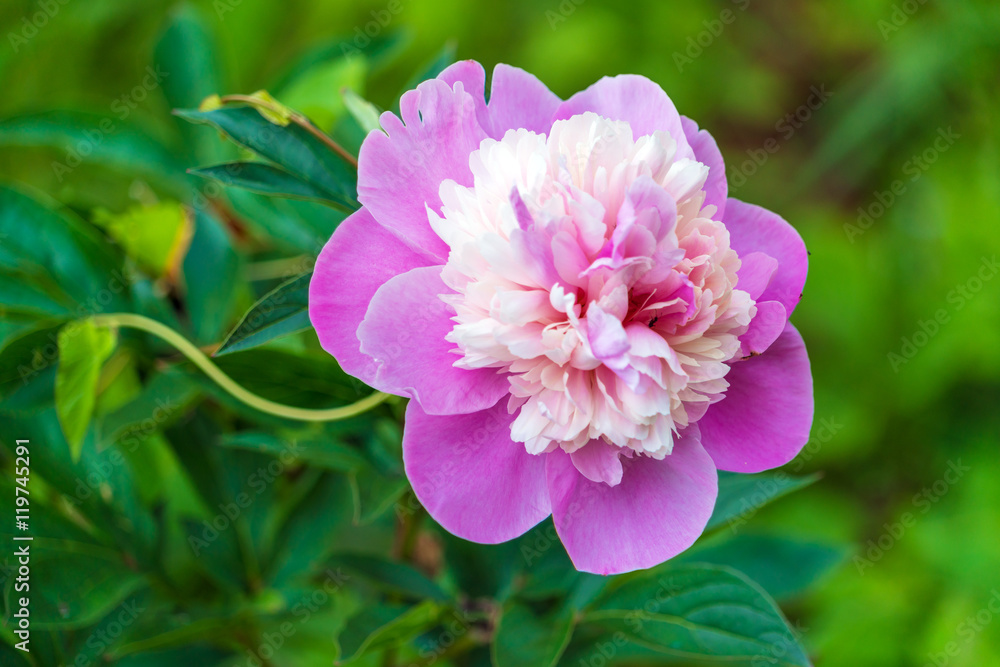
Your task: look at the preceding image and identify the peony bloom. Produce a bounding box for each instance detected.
[309,61,812,575]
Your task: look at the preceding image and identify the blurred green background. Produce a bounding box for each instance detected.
[1,0,999,665]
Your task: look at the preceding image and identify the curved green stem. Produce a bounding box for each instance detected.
[90,313,389,422]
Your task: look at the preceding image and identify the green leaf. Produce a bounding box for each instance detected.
[492,603,576,667]
[277,56,368,132]
[708,471,821,533]
[0,112,186,191]
[342,89,382,134]
[0,184,129,319]
[329,553,449,601]
[22,544,146,630]
[182,209,243,344]
[55,320,117,461]
[348,467,408,525]
[584,564,811,666]
[93,201,192,278]
[191,162,336,204]
[214,272,312,356]
[336,601,444,665]
[175,105,359,212]
[153,3,226,165]
[681,535,846,601]
[219,432,368,472]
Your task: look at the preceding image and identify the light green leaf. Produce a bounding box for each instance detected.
[342,89,382,134]
[93,201,192,279]
[55,319,117,461]
[277,57,367,132]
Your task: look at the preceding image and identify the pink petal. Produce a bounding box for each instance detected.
[739,300,787,358]
[553,75,694,160]
[681,116,727,219]
[357,266,510,415]
[546,425,717,575]
[358,77,488,263]
[403,400,551,543]
[570,440,624,486]
[309,208,432,384]
[440,61,562,138]
[737,251,779,301]
[700,324,813,473]
[724,199,808,315]
[487,64,562,135]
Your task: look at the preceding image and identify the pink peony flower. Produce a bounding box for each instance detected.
[309,61,812,575]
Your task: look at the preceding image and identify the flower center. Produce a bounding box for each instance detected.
[428,113,754,478]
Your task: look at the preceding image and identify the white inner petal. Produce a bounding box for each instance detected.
[429,112,754,472]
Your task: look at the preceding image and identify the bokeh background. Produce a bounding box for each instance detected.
[1,0,999,665]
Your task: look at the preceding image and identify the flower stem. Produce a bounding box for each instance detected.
[90,313,389,422]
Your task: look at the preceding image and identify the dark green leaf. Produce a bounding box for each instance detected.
[175,106,358,211]
[219,431,368,472]
[336,601,443,665]
[492,603,575,667]
[0,184,129,319]
[215,272,312,356]
[181,209,243,343]
[192,162,336,204]
[22,544,145,630]
[681,535,846,601]
[329,553,448,601]
[584,564,810,666]
[708,471,821,533]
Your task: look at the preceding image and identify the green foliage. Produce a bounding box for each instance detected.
[2,0,998,665]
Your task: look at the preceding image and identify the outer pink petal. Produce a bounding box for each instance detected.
[546,426,717,575]
[358,77,488,262]
[487,64,562,135]
[357,266,510,415]
[309,208,432,384]
[553,75,694,160]
[403,400,551,543]
[724,199,808,315]
[700,324,813,473]
[439,61,562,138]
[681,116,727,219]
